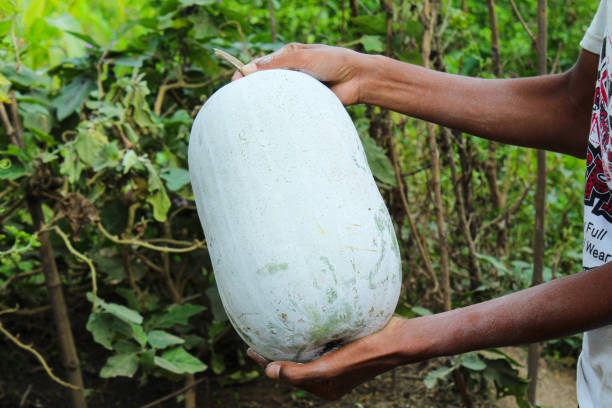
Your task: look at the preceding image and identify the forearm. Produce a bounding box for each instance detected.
[360,52,596,157]
[403,263,612,362]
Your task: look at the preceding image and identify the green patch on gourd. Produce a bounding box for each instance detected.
[320,256,337,284]
[256,262,288,276]
[326,288,338,304]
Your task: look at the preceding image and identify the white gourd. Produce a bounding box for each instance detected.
[188,69,401,362]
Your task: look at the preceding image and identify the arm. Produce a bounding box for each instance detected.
[238,44,598,157]
[250,263,612,400]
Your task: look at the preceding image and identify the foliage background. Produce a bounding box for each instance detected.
[0,0,598,406]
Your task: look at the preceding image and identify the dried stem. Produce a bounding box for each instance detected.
[97,222,205,253]
[388,132,439,294]
[509,0,536,42]
[140,377,206,408]
[0,321,80,390]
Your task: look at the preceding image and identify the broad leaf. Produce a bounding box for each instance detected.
[154,346,207,374]
[52,76,95,121]
[87,293,143,324]
[361,135,397,186]
[147,330,185,349]
[424,365,456,389]
[86,312,115,350]
[160,167,190,191]
[152,303,206,329]
[460,352,486,371]
[359,35,385,53]
[100,353,139,378]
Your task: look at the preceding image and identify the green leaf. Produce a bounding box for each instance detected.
[114,56,147,67]
[160,168,190,191]
[189,10,219,39]
[130,323,147,348]
[59,148,85,183]
[460,352,486,371]
[154,347,207,374]
[114,339,141,353]
[146,188,171,222]
[0,72,9,103]
[179,0,216,6]
[92,142,120,171]
[361,135,397,186]
[211,352,225,375]
[205,286,227,322]
[87,293,143,324]
[475,253,509,274]
[411,306,433,316]
[424,365,456,389]
[65,30,101,48]
[100,353,139,378]
[154,303,206,328]
[147,330,185,349]
[122,150,143,174]
[358,35,385,53]
[350,13,387,35]
[86,312,115,350]
[0,160,25,180]
[52,76,95,121]
[74,127,108,167]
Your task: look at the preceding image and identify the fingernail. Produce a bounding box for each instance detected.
[242,62,257,76]
[266,363,280,379]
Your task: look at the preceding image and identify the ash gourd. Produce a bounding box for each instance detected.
[188,69,401,362]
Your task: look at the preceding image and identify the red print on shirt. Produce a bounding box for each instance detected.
[585,39,612,223]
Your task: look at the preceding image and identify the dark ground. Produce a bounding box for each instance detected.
[0,306,576,408]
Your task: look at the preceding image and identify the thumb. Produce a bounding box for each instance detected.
[265,362,281,379]
[241,43,317,76]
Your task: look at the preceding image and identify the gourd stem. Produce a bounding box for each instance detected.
[214,48,245,74]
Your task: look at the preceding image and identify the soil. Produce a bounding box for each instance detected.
[0,304,577,408]
[207,347,577,408]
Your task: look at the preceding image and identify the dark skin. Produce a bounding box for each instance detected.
[232,44,608,401]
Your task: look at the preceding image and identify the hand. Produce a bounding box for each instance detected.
[246,317,411,401]
[232,43,371,106]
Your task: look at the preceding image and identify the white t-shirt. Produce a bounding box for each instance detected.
[579,1,612,406]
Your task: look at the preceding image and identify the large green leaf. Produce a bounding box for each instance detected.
[160,167,190,191]
[86,312,115,350]
[87,293,143,324]
[361,135,397,186]
[100,352,139,378]
[74,127,108,167]
[146,188,171,222]
[52,76,95,121]
[154,346,207,374]
[147,330,185,349]
[152,303,207,329]
[189,10,219,39]
[424,365,456,389]
[460,352,486,371]
[359,35,385,53]
[0,160,25,180]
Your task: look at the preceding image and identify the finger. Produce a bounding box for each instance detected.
[241,43,321,76]
[231,70,244,81]
[247,348,269,367]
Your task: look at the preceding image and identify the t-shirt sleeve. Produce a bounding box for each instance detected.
[581,0,608,54]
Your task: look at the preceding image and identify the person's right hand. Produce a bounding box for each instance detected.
[232,43,371,106]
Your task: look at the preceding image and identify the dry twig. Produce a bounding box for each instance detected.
[0,321,80,390]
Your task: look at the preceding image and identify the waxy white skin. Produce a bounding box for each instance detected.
[188,69,401,362]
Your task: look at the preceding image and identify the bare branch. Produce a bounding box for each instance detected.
[509,0,536,42]
[0,321,80,390]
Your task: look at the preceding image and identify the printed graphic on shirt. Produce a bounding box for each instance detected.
[584,33,612,268]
